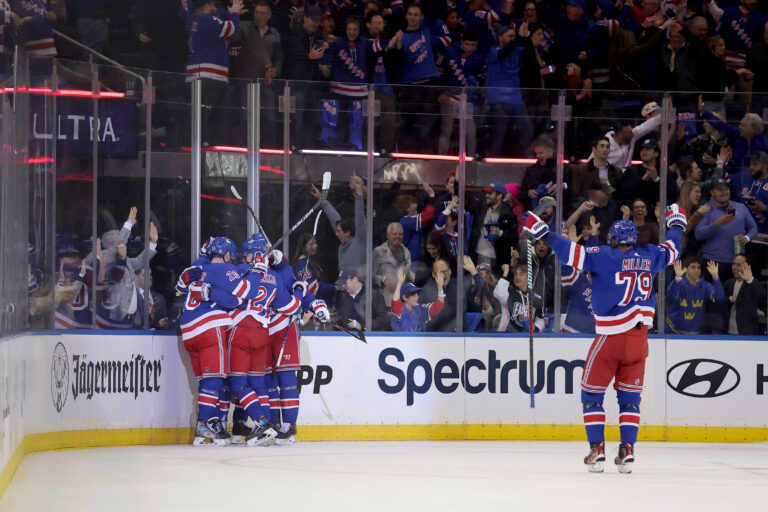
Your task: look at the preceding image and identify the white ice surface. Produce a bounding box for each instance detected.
[2,441,767,512]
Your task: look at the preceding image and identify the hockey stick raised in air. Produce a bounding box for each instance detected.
[270,171,331,250]
[230,185,272,246]
[526,237,535,408]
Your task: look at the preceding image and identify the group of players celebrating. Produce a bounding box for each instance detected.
[175,196,688,472]
[175,233,329,447]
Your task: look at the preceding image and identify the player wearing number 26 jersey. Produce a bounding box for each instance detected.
[524,205,686,474]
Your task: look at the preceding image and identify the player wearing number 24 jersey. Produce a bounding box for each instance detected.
[524,204,686,474]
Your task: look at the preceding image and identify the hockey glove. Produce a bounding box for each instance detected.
[251,255,269,275]
[189,281,211,302]
[292,280,309,298]
[177,265,202,288]
[268,249,284,267]
[311,299,330,323]
[523,211,550,240]
[665,204,687,231]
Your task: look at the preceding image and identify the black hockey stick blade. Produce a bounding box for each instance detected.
[330,322,367,343]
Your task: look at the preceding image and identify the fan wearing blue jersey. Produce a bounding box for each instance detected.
[524,204,686,474]
[391,266,445,332]
[176,236,251,446]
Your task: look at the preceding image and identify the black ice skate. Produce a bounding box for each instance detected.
[193,418,230,446]
[231,421,250,445]
[245,417,278,447]
[584,442,606,473]
[614,443,635,474]
[275,422,297,445]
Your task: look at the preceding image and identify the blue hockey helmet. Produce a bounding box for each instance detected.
[240,233,269,256]
[608,220,637,245]
[208,236,237,259]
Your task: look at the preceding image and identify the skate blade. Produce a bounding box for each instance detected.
[616,462,633,474]
[246,429,278,447]
[231,435,246,445]
[213,438,231,446]
[275,436,296,445]
[587,461,605,473]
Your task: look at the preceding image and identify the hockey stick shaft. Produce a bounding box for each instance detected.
[230,185,272,246]
[270,172,331,251]
[527,238,535,408]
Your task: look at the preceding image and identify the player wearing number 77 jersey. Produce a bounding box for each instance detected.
[524,204,686,474]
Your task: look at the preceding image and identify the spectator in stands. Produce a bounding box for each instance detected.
[391,266,444,332]
[460,254,497,327]
[419,257,464,332]
[666,258,724,334]
[677,111,730,174]
[316,175,367,276]
[393,2,448,152]
[186,0,245,145]
[284,5,328,148]
[621,198,659,245]
[98,207,158,329]
[716,255,766,335]
[494,263,544,332]
[319,16,401,149]
[337,267,390,331]
[134,268,171,330]
[471,181,518,273]
[602,112,662,171]
[365,11,398,152]
[398,193,435,264]
[698,97,768,172]
[730,150,768,235]
[705,0,766,72]
[518,134,557,210]
[484,24,533,157]
[520,22,556,133]
[11,0,58,75]
[616,138,664,213]
[661,22,698,112]
[373,222,413,306]
[537,0,601,72]
[436,29,484,156]
[54,233,93,329]
[569,136,622,204]
[694,179,758,282]
[292,232,336,304]
[676,181,709,257]
[415,230,456,285]
[434,195,463,256]
[697,36,745,118]
[563,63,599,159]
[230,1,283,147]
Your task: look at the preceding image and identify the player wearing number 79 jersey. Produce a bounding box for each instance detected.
[524,204,686,474]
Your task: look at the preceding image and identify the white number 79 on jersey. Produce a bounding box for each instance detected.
[616,271,653,306]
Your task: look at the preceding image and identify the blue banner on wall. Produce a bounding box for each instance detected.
[29,96,137,158]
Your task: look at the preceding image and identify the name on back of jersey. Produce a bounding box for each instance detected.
[260,273,276,285]
[621,258,651,272]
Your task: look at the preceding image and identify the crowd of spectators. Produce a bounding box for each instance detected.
[6,0,768,156]
[13,0,768,334]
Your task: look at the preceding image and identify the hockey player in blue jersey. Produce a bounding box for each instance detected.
[176,236,252,446]
[524,204,686,474]
[228,236,311,446]
[233,233,329,445]
[666,257,724,334]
